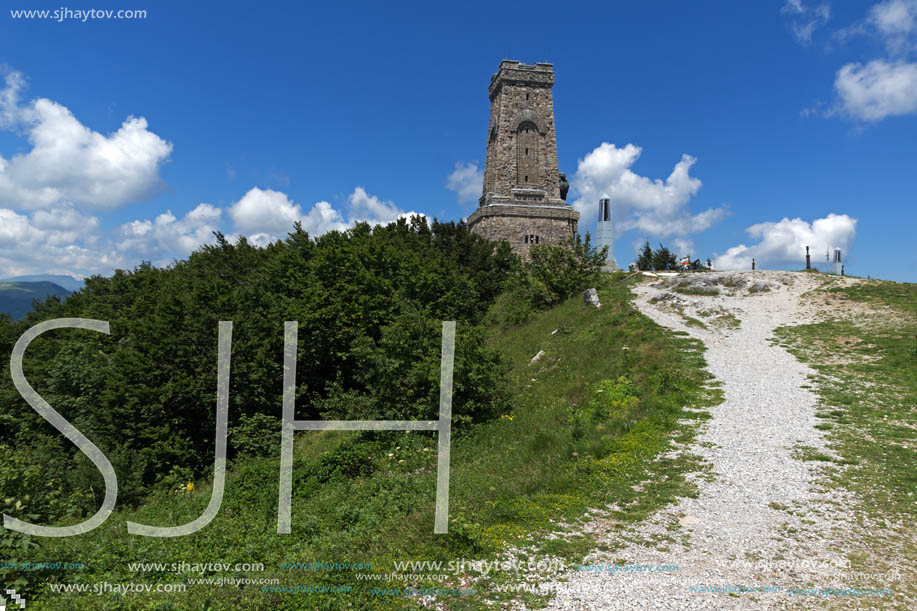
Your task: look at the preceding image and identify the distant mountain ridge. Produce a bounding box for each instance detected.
[1,274,85,292]
[0,281,72,320]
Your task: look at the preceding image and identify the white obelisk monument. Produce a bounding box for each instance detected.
[596,196,619,271]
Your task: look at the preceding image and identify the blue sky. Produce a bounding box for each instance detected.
[1,0,915,281]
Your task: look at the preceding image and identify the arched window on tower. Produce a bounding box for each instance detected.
[516,121,540,186]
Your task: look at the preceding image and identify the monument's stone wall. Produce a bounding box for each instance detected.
[467,205,579,247]
[468,60,579,258]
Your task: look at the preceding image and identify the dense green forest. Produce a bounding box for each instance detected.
[0,217,603,548]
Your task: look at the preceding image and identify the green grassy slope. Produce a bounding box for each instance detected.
[0,281,71,320]
[14,275,719,610]
[773,278,917,607]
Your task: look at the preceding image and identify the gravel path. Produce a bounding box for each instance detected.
[539,271,862,610]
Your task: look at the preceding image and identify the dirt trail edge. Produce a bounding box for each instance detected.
[539,271,873,610]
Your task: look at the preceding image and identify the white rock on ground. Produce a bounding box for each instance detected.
[583,288,602,308]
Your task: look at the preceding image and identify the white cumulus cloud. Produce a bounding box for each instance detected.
[117,203,223,263]
[0,71,26,129]
[0,197,221,277]
[0,67,425,277]
[833,0,917,53]
[229,187,314,237]
[445,162,483,207]
[0,182,426,277]
[868,0,917,54]
[714,213,857,270]
[0,206,120,276]
[228,186,421,246]
[348,186,400,224]
[0,69,173,209]
[823,1,917,122]
[570,142,726,239]
[782,0,831,44]
[834,60,917,120]
[298,200,350,236]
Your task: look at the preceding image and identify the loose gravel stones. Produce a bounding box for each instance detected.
[538,271,864,610]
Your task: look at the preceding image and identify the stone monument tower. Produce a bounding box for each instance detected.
[466,60,579,257]
[595,196,620,271]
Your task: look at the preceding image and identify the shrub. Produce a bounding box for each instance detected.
[492,234,606,325]
[527,234,606,308]
[229,412,282,458]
